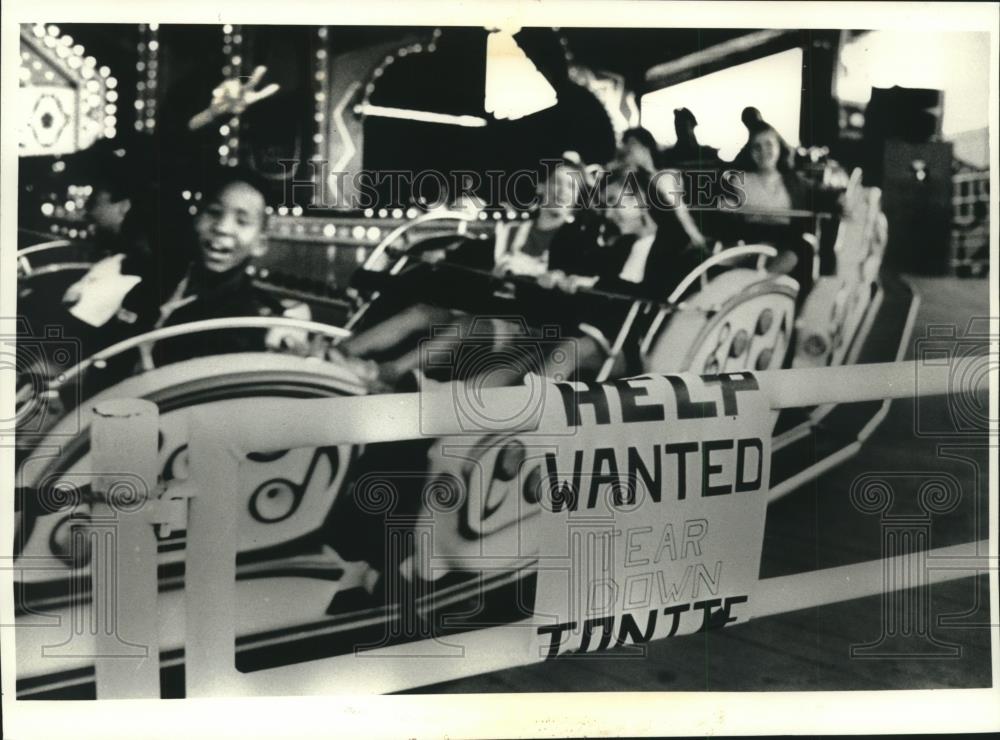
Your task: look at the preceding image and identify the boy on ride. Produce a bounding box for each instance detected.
[64,167,307,393]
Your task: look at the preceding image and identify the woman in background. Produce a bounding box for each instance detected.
[724,118,839,282]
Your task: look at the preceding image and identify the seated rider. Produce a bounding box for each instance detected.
[535,167,711,381]
[721,117,845,284]
[327,153,612,390]
[62,167,309,388]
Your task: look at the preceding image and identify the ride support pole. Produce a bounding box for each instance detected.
[89,399,161,699]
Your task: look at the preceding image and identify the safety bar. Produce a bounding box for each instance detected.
[666,244,777,304]
[16,239,76,257]
[363,210,477,271]
[54,316,353,388]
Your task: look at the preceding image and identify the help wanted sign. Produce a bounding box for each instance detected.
[531,372,772,659]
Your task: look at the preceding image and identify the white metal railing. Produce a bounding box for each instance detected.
[53,316,353,386]
[88,358,990,697]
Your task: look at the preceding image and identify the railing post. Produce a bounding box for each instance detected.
[184,411,241,696]
[89,398,161,698]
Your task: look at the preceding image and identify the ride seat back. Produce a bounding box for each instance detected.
[642,269,799,375]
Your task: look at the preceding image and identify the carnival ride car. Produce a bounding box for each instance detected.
[13,170,921,698]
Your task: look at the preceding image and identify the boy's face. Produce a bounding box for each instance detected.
[194,181,268,273]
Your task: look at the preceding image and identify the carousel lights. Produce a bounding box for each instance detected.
[312,26,329,165]
[356,29,472,127]
[21,25,115,148]
[220,24,243,166]
[135,23,158,133]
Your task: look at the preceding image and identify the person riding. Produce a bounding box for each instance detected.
[58,167,308,394]
[324,153,613,390]
[536,167,712,380]
[614,127,709,253]
[723,117,843,284]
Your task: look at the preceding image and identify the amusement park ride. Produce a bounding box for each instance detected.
[11,22,991,699]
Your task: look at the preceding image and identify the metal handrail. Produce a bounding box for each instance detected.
[53,316,352,388]
[362,211,478,271]
[16,240,76,257]
[713,207,834,220]
[666,244,777,304]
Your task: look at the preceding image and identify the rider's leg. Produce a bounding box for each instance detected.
[339,303,455,358]
[367,314,474,387]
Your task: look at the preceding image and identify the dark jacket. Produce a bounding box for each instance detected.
[142,263,286,365]
[544,209,614,276]
[595,232,710,302]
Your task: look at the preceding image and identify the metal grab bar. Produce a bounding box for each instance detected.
[53,316,353,388]
[714,207,834,220]
[666,244,777,304]
[362,211,478,271]
[16,240,76,257]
